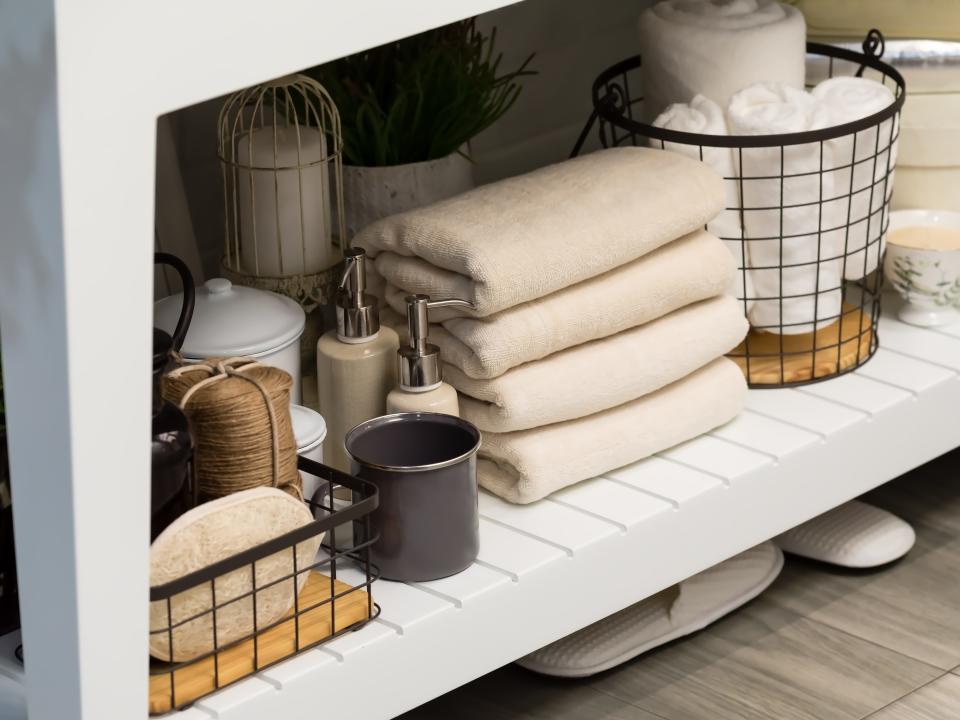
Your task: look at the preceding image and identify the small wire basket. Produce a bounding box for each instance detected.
[148,457,379,714]
[572,30,906,387]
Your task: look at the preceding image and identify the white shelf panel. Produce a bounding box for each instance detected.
[478,492,617,553]
[159,307,960,720]
[476,518,567,579]
[133,0,526,115]
[710,410,821,460]
[604,456,723,506]
[745,387,868,436]
[548,478,673,531]
[854,348,955,394]
[661,435,773,481]
[796,373,913,415]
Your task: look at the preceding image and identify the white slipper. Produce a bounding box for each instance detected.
[517,542,783,677]
[775,500,915,568]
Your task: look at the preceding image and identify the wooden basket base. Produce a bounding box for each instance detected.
[730,304,874,386]
[150,572,370,714]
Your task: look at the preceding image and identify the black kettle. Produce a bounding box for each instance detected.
[152,252,197,540]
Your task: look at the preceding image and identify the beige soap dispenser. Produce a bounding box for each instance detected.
[317,247,399,471]
[386,294,472,416]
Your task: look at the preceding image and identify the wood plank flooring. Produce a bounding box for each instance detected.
[400,448,960,720]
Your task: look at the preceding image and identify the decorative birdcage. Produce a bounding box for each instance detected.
[218,75,347,397]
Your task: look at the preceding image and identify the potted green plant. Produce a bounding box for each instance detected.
[310,19,534,239]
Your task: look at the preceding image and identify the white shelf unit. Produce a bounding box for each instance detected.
[0,4,958,720]
[145,307,960,720]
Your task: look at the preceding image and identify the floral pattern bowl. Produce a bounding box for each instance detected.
[884,209,960,327]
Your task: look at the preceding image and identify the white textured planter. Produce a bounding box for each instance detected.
[341,152,475,240]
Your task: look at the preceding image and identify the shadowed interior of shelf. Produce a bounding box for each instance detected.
[149,572,370,714]
[730,303,874,385]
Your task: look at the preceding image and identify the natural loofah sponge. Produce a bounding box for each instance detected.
[149,487,321,662]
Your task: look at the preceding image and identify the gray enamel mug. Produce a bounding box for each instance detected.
[345,412,481,582]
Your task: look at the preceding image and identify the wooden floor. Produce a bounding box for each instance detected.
[400,448,960,720]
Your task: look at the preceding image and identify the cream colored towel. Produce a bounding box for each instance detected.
[478,358,746,504]
[382,231,735,380]
[449,295,747,432]
[354,147,724,317]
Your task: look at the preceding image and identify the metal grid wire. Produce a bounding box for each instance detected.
[572,31,906,387]
[148,457,379,714]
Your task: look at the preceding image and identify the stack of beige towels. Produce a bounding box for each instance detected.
[355,147,749,504]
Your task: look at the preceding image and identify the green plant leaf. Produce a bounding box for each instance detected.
[308,19,536,166]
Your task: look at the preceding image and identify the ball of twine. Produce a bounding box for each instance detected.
[162,357,302,501]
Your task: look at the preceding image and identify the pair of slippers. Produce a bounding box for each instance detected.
[519,500,914,677]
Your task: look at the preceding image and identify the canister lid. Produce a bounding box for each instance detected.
[290,403,327,450]
[154,278,305,358]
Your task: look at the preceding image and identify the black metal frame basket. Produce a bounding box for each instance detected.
[573,30,906,387]
[148,456,380,714]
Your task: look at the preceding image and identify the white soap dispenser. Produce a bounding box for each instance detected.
[386,294,472,416]
[317,247,399,471]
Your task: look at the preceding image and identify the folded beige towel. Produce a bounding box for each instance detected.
[448,295,747,432]
[478,358,746,504]
[382,231,736,380]
[354,147,724,317]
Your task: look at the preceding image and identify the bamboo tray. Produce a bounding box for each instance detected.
[730,303,874,385]
[150,572,370,714]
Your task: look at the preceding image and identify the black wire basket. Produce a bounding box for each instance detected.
[572,30,906,387]
[148,456,379,714]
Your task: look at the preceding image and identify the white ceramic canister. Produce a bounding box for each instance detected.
[290,403,327,504]
[291,403,354,547]
[154,278,306,402]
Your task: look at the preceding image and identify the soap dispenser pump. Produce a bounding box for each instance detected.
[386,294,472,416]
[317,246,399,471]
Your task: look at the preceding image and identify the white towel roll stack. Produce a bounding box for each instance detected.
[813,77,898,280]
[652,95,751,306]
[638,0,806,123]
[728,82,843,334]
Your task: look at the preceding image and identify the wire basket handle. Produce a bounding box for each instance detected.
[857,29,885,77]
[570,88,624,158]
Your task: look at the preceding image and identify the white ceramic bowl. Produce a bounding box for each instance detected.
[884,209,960,327]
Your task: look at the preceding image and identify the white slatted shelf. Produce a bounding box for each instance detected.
[475,519,567,579]
[879,318,960,370]
[661,435,773,481]
[603,456,723,506]
[548,478,673,531]
[479,492,617,553]
[155,306,960,720]
[854,348,955,393]
[710,411,821,459]
[746,387,867,436]
[797,373,913,415]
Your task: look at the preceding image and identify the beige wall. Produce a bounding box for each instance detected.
[473,0,652,183]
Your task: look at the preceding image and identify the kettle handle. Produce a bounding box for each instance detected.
[154,252,195,353]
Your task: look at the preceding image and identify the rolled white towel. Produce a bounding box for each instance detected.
[638,0,806,123]
[813,77,898,281]
[653,94,750,309]
[728,82,843,335]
